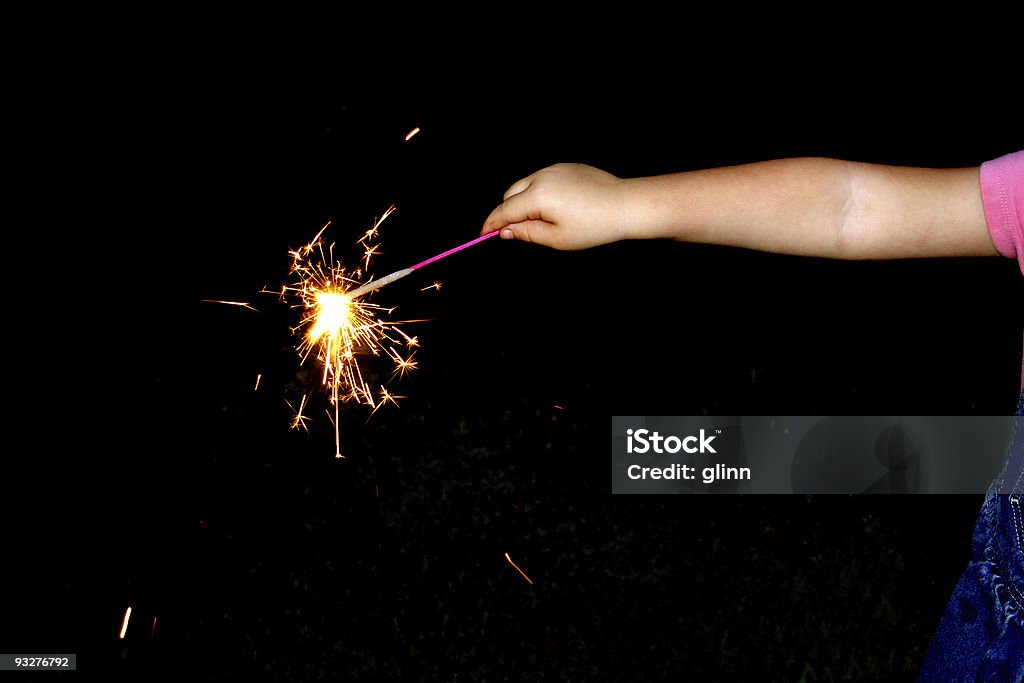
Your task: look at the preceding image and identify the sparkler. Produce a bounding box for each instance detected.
[277,212,408,457]
[346,230,499,299]
[279,214,497,457]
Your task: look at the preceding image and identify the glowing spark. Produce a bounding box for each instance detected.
[309,220,332,248]
[201,299,259,312]
[380,386,402,408]
[254,374,262,391]
[420,281,443,292]
[362,243,380,270]
[151,617,158,639]
[323,409,345,459]
[553,405,564,410]
[287,395,311,432]
[359,204,396,245]
[404,126,421,141]
[388,349,418,379]
[394,328,419,348]
[505,553,534,585]
[119,606,132,639]
[369,386,404,418]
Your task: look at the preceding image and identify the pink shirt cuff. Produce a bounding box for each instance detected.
[980,150,1024,275]
[979,150,1024,388]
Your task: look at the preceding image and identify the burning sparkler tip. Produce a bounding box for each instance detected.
[284,210,418,454]
[275,214,494,457]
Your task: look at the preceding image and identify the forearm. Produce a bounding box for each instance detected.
[622,158,996,259]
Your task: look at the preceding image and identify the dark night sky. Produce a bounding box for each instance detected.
[5,45,1023,680]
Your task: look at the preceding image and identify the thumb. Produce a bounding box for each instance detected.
[501,220,558,246]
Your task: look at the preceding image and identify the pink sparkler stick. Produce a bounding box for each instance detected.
[409,230,499,270]
[346,230,499,298]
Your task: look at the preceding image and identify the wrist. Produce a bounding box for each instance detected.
[618,176,679,241]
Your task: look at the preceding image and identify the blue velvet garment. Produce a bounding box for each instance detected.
[918,392,1024,681]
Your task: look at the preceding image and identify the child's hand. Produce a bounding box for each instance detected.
[481,164,632,250]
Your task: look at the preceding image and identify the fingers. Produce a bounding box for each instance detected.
[481,190,557,247]
[479,174,538,237]
[503,175,534,200]
[481,188,544,235]
[481,170,564,246]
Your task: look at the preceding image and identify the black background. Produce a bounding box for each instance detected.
[5,41,1023,681]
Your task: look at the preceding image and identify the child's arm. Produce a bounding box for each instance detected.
[481,159,998,259]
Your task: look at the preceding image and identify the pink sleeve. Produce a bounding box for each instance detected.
[980,150,1024,275]
[980,151,1024,389]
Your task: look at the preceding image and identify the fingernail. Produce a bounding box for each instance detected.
[501,228,513,239]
